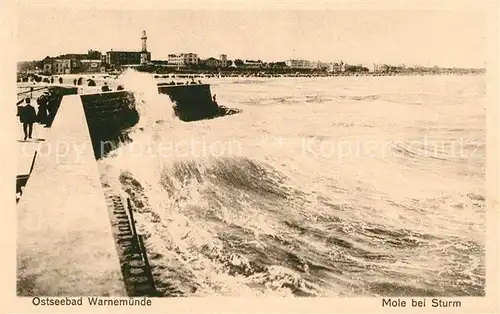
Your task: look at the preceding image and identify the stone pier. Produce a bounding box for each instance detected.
[16,94,126,296]
[16,83,235,296]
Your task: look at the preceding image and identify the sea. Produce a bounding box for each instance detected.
[98,71,486,297]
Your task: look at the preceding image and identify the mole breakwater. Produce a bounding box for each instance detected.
[78,90,160,295]
[44,86,80,127]
[16,86,79,203]
[158,83,241,122]
[17,82,241,296]
[81,84,241,159]
[101,186,159,297]
[17,94,127,296]
[80,91,139,159]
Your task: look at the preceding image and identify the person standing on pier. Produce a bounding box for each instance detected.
[101,82,110,92]
[18,98,37,140]
[36,92,49,125]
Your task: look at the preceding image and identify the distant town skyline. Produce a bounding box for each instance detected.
[16,5,489,68]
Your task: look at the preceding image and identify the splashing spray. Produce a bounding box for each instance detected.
[118,69,177,130]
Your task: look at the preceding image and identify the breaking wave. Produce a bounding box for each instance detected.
[98,72,486,297]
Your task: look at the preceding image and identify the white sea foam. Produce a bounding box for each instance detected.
[99,72,486,297]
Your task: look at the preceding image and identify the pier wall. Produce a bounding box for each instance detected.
[158,84,220,121]
[80,91,139,159]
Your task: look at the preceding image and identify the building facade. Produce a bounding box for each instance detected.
[40,50,104,74]
[105,50,151,66]
[285,59,315,69]
[80,59,104,73]
[373,64,389,73]
[243,60,264,69]
[55,59,73,74]
[314,61,330,69]
[140,52,149,65]
[219,54,227,67]
[204,57,221,68]
[200,54,228,68]
[42,57,78,74]
[167,53,199,67]
[328,62,346,73]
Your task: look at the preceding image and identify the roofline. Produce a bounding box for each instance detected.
[106,50,149,53]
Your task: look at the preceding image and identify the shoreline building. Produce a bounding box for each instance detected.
[200,54,229,68]
[167,53,199,67]
[285,59,315,69]
[41,50,103,74]
[220,54,227,68]
[243,60,264,69]
[373,64,389,73]
[328,61,346,73]
[80,59,105,73]
[203,57,221,68]
[313,61,331,70]
[105,30,152,67]
[42,57,72,74]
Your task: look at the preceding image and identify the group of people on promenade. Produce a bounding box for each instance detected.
[16,90,57,141]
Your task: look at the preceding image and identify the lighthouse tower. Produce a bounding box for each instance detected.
[140,30,149,65]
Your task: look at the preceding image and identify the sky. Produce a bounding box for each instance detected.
[15,2,491,68]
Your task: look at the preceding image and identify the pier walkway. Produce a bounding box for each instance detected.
[17,95,126,296]
[16,85,77,201]
[16,127,46,202]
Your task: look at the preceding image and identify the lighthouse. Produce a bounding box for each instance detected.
[140,30,149,65]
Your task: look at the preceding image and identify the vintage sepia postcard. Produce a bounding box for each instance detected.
[0,0,498,313]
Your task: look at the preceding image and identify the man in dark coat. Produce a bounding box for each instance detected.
[18,98,37,140]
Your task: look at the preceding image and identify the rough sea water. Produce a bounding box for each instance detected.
[98,71,485,297]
